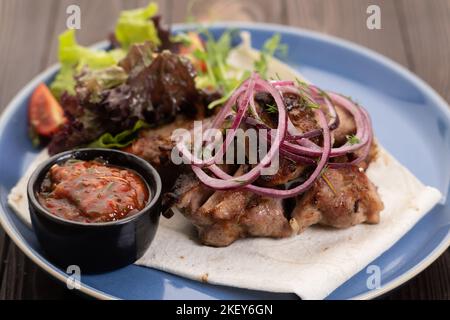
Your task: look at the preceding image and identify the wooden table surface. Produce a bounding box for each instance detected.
[0,0,449,300]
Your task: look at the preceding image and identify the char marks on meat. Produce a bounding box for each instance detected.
[163,171,215,219]
[256,157,307,187]
[197,189,293,247]
[171,164,383,246]
[292,166,383,232]
[170,167,293,247]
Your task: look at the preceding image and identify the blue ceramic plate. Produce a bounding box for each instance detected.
[0,23,449,300]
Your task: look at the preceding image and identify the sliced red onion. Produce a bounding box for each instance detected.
[212,74,257,163]
[271,80,295,86]
[279,146,317,165]
[281,93,370,157]
[176,72,374,197]
[205,109,331,198]
[176,75,256,168]
[191,77,288,189]
[329,106,373,168]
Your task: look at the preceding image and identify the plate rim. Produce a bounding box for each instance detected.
[0,21,449,300]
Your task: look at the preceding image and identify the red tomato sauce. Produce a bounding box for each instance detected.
[38,159,149,223]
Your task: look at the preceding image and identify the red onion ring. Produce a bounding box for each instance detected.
[203,109,331,198]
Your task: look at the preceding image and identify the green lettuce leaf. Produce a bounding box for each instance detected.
[114,2,160,49]
[58,29,120,68]
[50,29,125,99]
[50,65,77,98]
[87,120,149,149]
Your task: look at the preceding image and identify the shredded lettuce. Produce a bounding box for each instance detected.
[114,2,160,49]
[254,33,288,78]
[193,31,287,109]
[194,29,235,91]
[88,120,149,149]
[191,29,250,109]
[50,30,125,99]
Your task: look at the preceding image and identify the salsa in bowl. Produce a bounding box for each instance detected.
[27,148,161,272]
[38,159,150,223]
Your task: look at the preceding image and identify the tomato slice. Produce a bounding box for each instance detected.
[28,83,66,137]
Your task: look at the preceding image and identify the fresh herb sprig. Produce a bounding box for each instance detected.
[346,134,360,145]
[265,103,278,114]
[254,34,288,78]
[193,31,287,109]
[294,78,321,110]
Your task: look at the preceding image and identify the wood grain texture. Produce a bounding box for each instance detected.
[0,0,449,300]
[388,0,450,299]
[395,0,450,102]
[285,0,409,65]
[170,0,285,24]
[0,0,57,110]
[0,229,9,294]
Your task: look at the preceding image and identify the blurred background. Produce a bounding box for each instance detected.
[0,0,449,299]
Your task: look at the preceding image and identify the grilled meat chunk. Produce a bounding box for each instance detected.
[254,91,320,135]
[256,157,307,187]
[163,172,215,218]
[123,117,193,167]
[169,161,382,246]
[331,140,379,171]
[169,166,294,246]
[190,188,293,247]
[285,94,320,135]
[123,117,195,195]
[332,105,356,146]
[292,166,384,232]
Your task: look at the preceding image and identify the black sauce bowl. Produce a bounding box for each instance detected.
[27,148,162,273]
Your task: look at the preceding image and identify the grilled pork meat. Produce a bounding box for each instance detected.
[285,93,320,136]
[171,164,383,246]
[197,189,293,246]
[163,171,215,218]
[123,116,195,195]
[254,91,320,136]
[292,166,383,232]
[331,141,378,171]
[168,168,293,246]
[254,92,361,188]
[124,117,193,167]
[256,157,308,187]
